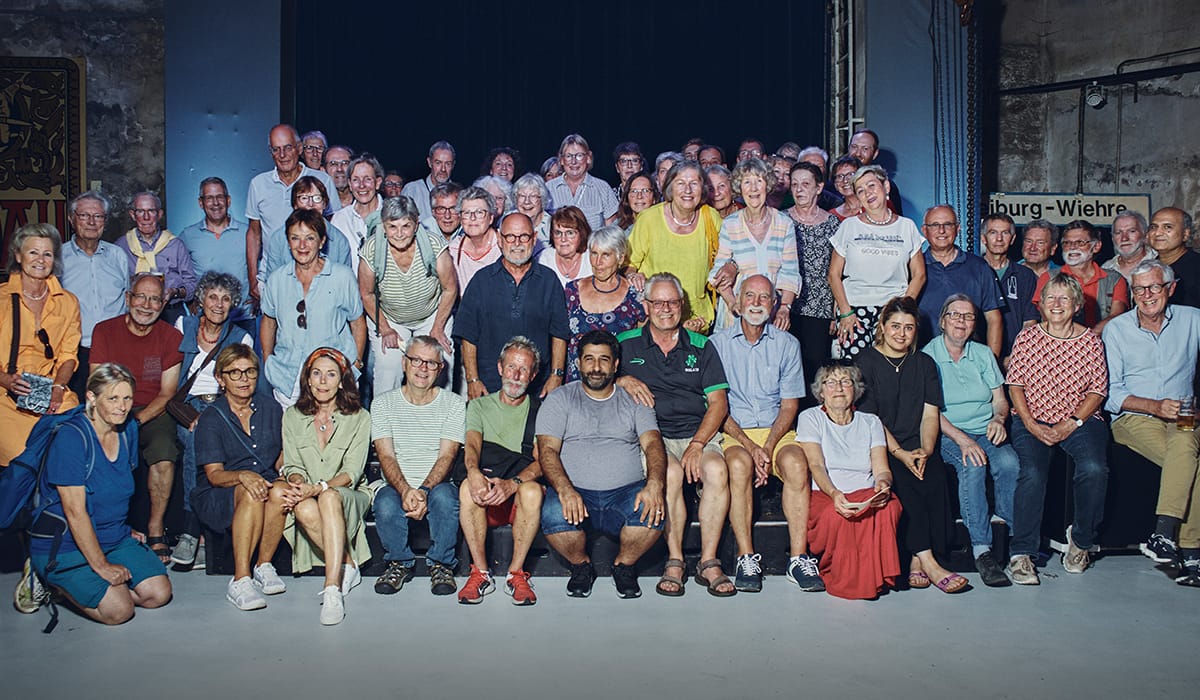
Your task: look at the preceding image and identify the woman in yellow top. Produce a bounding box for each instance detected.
[627,161,721,331]
[273,347,371,625]
[0,223,82,465]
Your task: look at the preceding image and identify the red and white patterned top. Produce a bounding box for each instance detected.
[1005,324,1107,423]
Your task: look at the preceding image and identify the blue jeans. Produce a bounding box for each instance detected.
[540,481,661,537]
[177,394,219,515]
[372,482,459,567]
[940,433,1019,548]
[1009,417,1109,557]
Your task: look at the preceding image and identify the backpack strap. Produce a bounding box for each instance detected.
[520,396,540,459]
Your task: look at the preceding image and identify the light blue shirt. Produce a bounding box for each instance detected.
[709,322,806,429]
[923,336,1002,434]
[546,174,619,230]
[59,238,129,346]
[260,260,363,398]
[245,165,339,235]
[177,217,250,300]
[401,176,437,221]
[1103,305,1200,416]
[258,220,354,286]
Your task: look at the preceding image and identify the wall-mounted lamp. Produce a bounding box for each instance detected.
[1085,81,1107,109]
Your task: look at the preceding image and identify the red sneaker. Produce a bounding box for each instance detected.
[506,569,537,606]
[457,565,494,605]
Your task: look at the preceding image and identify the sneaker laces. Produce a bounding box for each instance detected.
[793,555,820,578]
[737,553,763,576]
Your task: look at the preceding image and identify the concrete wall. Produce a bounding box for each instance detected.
[0,0,165,239]
[997,0,1200,218]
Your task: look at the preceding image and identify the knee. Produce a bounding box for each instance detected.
[517,481,544,508]
[373,486,401,517]
[666,460,684,488]
[138,577,173,609]
[725,448,752,481]
[428,482,459,510]
[777,453,810,489]
[99,594,136,626]
[317,488,344,511]
[268,483,290,506]
[292,498,320,524]
[701,455,728,485]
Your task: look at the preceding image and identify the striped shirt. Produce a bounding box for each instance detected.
[708,208,801,329]
[370,387,466,485]
[359,228,447,326]
[546,174,619,229]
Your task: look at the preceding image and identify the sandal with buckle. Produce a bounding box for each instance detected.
[694,558,736,597]
[145,536,171,565]
[655,558,686,597]
[908,571,931,589]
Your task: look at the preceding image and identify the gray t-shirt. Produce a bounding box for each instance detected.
[535,383,659,491]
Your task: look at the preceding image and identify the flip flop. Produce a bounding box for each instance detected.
[908,571,931,589]
[694,558,737,597]
[656,558,686,597]
[934,573,970,594]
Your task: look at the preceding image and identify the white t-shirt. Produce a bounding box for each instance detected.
[794,406,886,494]
[830,216,923,306]
[536,247,592,287]
[174,318,253,396]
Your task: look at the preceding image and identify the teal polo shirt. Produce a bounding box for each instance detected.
[617,326,728,440]
[922,336,1003,434]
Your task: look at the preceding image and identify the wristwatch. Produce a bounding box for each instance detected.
[552,368,564,377]
[511,476,524,486]
[1069,415,1084,428]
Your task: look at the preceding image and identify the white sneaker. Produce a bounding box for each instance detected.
[341,564,361,595]
[253,562,286,595]
[319,585,344,625]
[226,576,267,610]
[14,558,48,614]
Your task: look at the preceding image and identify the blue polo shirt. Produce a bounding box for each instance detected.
[917,247,1004,342]
[993,261,1039,358]
[922,335,1003,433]
[245,165,339,234]
[617,326,729,440]
[178,216,250,301]
[709,322,805,429]
[1103,305,1200,416]
[453,259,569,394]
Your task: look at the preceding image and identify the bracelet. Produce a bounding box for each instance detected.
[689,439,705,447]
[466,377,480,384]
[318,480,329,493]
[52,383,67,391]
[417,485,431,495]
[837,310,856,320]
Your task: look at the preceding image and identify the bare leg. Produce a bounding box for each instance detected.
[78,585,135,626]
[660,456,687,592]
[695,452,733,593]
[317,490,347,588]
[545,530,588,564]
[510,482,544,572]
[146,459,175,542]
[615,525,662,566]
[725,446,756,556]
[232,486,266,580]
[916,549,955,583]
[459,481,489,570]
[129,575,172,609]
[775,445,812,556]
[258,486,288,566]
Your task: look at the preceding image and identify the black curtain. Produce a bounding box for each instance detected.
[292,0,828,185]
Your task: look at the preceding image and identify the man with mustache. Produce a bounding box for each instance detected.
[455,212,569,400]
[710,275,823,593]
[456,337,546,605]
[1033,219,1129,333]
[1102,211,1155,283]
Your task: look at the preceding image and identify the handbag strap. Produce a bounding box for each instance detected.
[175,324,227,399]
[9,293,20,375]
[213,402,261,462]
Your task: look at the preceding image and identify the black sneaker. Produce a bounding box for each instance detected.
[1175,559,1200,588]
[975,551,1012,587]
[734,553,763,593]
[429,562,456,596]
[612,563,641,599]
[566,561,596,598]
[786,554,826,592]
[374,561,413,594]
[1141,533,1181,565]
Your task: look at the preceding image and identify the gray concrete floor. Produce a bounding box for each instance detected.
[1,553,1197,699]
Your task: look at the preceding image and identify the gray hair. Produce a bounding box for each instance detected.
[1113,210,1147,234]
[326,144,355,159]
[198,176,228,196]
[500,335,541,370]
[429,140,456,159]
[348,154,384,180]
[1129,258,1176,284]
[645,272,685,301]
[662,161,706,204]
[381,195,421,224]
[404,334,445,360]
[429,182,463,206]
[130,190,163,211]
[812,362,866,404]
[776,142,802,160]
[513,173,550,210]
[130,271,166,295]
[84,363,137,418]
[6,222,63,277]
[473,175,514,213]
[558,133,590,154]
[732,157,776,196]
[457,186,496,217]
[655,151,683,171]
[1043,272,1084,309]
[195,270,243,309]
[588,225,629,263]
[796,145,828,165]
[300,130,327,147]
[705,164,732,180]
[1025,218,1060,246]
[938,293,976,321]
[851,164,888,189]
[69,190,112,217]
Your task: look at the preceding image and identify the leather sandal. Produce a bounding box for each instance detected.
[145,536,171,564]
[694,558,736,597]
[655,558,686,597]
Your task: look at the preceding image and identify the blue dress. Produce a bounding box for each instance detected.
[564,279,646,382]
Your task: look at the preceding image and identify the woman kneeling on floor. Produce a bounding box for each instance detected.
[797,362,902,599]
[273,347,372,626]
[191,345,287,612]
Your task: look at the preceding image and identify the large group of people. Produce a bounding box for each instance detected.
[3,122,1197,627]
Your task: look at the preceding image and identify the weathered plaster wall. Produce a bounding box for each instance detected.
[0,0,164,238]
[998,0,1200,218]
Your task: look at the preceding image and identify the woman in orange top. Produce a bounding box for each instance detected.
[0,223,82,464]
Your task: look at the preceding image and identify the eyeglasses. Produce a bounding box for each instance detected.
[552,229,578,239]
[924,222,959,231]
[738,149,763,159]
[461,209,490,220]
[131,208,159,217]
[516,193,541,202]
[432,206,458,216]
[130,292,164,306]
[618,157,642,167]
[834,173,855,182]
[35,328,54,360]
[629,188,653,196]
[269,144,298,155]
[221,367,260,380]
[1060,240,1094,249]
[821,378,854,388]
[561,152,587,162]
[326,159,351,168]
[405,354,443,369]
[201,195,228,204]
[296,299,307,329]
[502,232,534,243]
[943,311,976,321]
[302,145,325,153]
[74,213,106,223]
[296,194,324,205]
[646,298,682,311]
[1132,283,1170,296]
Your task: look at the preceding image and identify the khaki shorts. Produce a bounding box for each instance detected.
[721,427,800,479]
[662,434,724,462]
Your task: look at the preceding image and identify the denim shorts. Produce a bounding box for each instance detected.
[32,537,167,609]
[541,480,663,537]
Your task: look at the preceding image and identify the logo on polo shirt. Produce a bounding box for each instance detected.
[685,354,698,371]
[629,357,645,365]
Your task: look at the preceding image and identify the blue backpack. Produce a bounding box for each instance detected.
[0,405,93,533]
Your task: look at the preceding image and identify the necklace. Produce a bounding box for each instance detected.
[315,414,333,432]
[198,322,220,343]
[667,205,697,229]
[863,210,893,226]
[22,285,48,302]
[591,275,620,294]
[881,352,909,373]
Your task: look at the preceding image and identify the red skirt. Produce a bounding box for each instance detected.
[807,486,902,600]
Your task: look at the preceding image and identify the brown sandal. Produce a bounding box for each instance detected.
[694,558,736,597]
[655,558,686,597]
